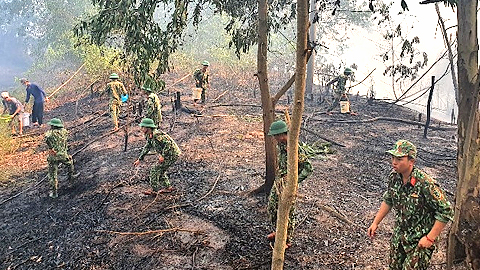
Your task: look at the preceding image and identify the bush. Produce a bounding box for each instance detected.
[0,122,18,158]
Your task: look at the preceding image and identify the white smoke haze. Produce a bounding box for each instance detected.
[341,1,457,122]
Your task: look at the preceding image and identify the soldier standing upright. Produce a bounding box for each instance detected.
[133,118,180,196]
[193,60,210,104]
[104,73,128,131]
[141,86,162,127]
[266,120,313,248]
[367,140,454,269]
[45,118,79,198]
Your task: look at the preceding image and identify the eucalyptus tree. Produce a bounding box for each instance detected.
[383,1,480,268]
[271,0,309,266]
[444,1,480,268]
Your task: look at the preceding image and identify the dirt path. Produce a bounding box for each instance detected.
[0,82,462,269]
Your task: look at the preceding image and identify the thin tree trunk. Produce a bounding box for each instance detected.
[271,0,308,267]
[305,0,316,97]
[254,0,276,195]
[447,1,480,269]
[423,76,434,138]
[435,3,459,105]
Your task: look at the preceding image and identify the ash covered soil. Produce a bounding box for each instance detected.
[0,75,461,269]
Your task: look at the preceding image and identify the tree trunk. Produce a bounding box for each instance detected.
[435,3,459,105]
[423,76,434,139]
[271,0,308,267]
[447,1,480,269]
[305,0,316,97]
[254,0,276,195]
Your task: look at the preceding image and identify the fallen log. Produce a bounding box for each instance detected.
[310,116,457,131]
[301,127,346,147]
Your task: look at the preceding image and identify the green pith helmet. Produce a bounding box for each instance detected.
[47,118,64,128]
[268,120,288,136]
[386,140,417,159]
[109,73,119,79]
[344,68,353,75]
[202,60,210,66]
[141,86,152,92]
[139,118,157,129]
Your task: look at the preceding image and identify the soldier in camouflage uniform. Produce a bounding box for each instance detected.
[367,140,454,270]
[133,118,180,196]
[266,120,313,247]
[141,86,162,127]
[326,68,352,113]
[104,73,128,131]
[45,118,79,198]
[193,60,210,104]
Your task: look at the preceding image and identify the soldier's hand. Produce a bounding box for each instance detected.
[133,159,140,166]
[367,223,377,239]
[158,155,164,163]
[418,236,434,249]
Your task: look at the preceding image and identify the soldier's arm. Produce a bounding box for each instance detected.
[146,97,154,115]
[367,201,391,238]
[138,140,152,161]
[423,180,454,223]
[326,77,339,87]
[45,133,55,150]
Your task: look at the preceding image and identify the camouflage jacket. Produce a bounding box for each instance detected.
[276,142,313,184]
[327,75,348,95]
[383,167,454,245]
[45,128,69,156]
[105,81,127,103]
[193,69,209,89]
[146,93,162,121]
[139,130,180,162]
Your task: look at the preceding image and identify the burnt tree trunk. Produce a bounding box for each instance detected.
[253,0,276,195]
[423,76,434,138]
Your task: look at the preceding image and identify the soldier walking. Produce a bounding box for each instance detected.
[367,140,454,269]
[104,73,128,131]
[326,68,352,113]
[45,118,79,198]
[266,120,313,248]
[133,118,180,196]
[193,60,210,104]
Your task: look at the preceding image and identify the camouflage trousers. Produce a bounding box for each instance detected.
[201,87,207,103]
[267,187,296,244]
[389,234,435,270]
[149,156,177,191]
[109,100,122,126]
[48,153,74,193]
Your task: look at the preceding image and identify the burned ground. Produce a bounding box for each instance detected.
[0,77,462,269]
